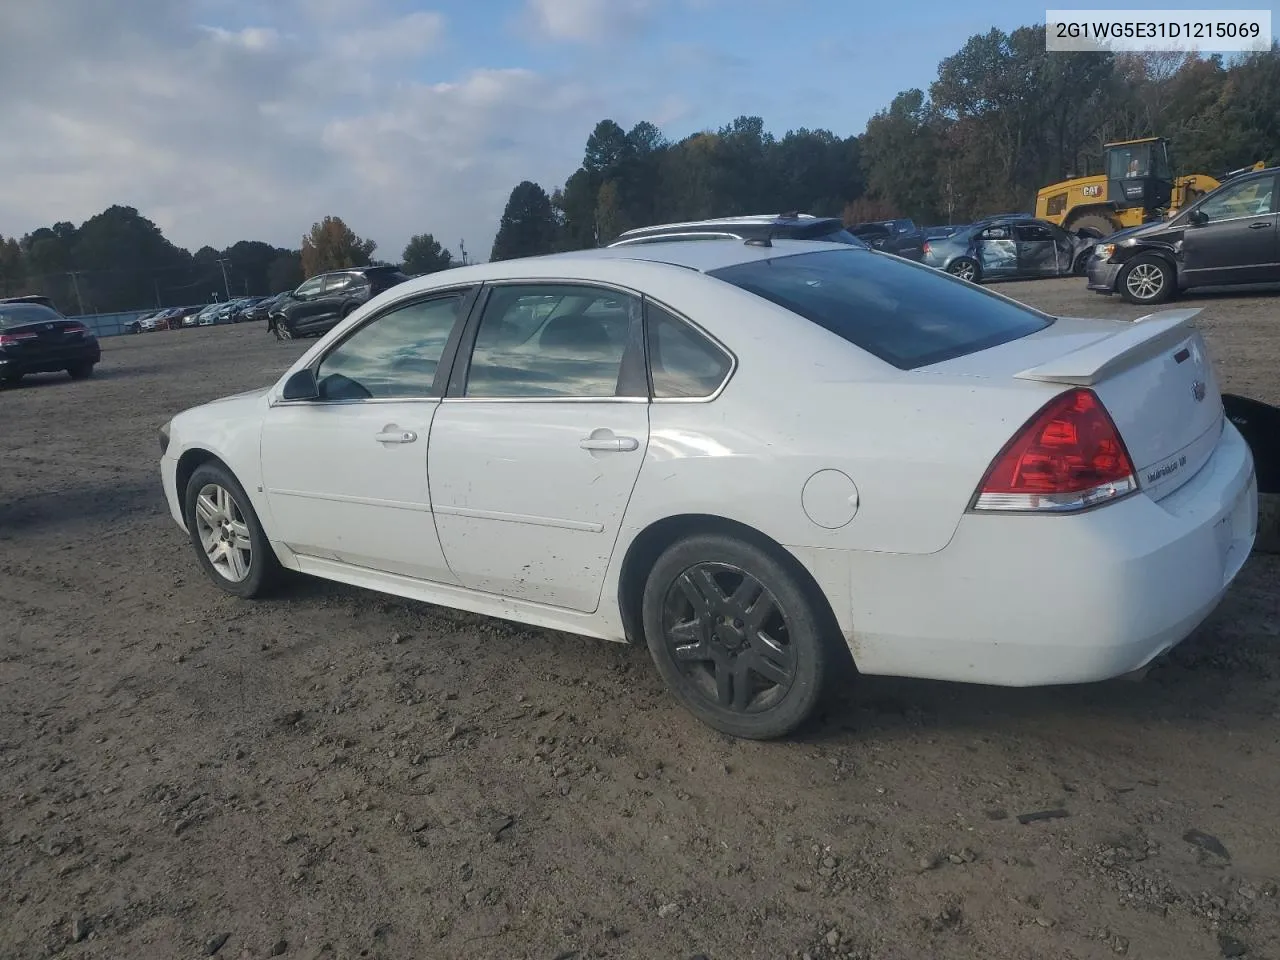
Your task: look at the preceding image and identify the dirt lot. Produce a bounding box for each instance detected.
[2,279,1278,960]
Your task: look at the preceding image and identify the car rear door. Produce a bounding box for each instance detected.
[974,224,1017,277]
[1181,175,1279,285]
[426,282,650,613]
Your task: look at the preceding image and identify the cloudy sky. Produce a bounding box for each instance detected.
[0,0,1263,261]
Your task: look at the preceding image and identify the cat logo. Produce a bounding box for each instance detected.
[1082,185,1103,198]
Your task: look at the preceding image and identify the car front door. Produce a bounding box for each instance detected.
[1045,222,1084,275]
[974,224,1018,277]
[1013,222,1059,276]
[283,276,326,332]
[296,273,351,334]
[259,288,476,581]
[426,282,651,612]
[1181,175,1279,286]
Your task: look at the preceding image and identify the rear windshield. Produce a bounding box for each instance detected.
[0,303,60,328]
[707,248,1052,369]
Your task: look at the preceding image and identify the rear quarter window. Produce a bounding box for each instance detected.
[708,249,1052,370]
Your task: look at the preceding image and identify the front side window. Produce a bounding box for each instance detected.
[464,284,639,398]
[315,295,463,400]
[1198,177,1276,222]
[647,303,732,399]
[708,248,1051,370]
[980,225,1012,241]
[1014,224,1055,243]
[294,277,324,297]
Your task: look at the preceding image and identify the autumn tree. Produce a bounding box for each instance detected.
[401,233,453,275]
[300,215,377,277]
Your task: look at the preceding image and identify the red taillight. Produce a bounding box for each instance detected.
[922,241,932,256]
[972,388,1137,513]
[0,331,38,346]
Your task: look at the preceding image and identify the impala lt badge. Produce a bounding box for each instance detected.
[1192,380,1206,402]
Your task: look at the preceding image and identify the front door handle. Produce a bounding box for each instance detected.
[1248,221,1270,229]
[375,426,417,444]
[580,434,639,452]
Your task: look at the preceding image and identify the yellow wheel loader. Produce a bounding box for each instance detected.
[1035,137,1266,239]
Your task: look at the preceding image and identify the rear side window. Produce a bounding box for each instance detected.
[646,303,732,398]
[708,249,1052,370]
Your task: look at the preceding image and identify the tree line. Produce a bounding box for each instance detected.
[0,207,463,316]
[490,26,1279,259]
[3,23,1277,312]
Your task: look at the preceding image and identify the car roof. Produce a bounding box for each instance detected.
[386,239,861,299]
[613,213,843,241]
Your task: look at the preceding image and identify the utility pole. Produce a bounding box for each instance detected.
[154,279,162,308]
[67,271,86,315]
[214,258,232,302]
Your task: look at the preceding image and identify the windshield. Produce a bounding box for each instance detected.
[707,248,1052,370]
[0,303,61,328]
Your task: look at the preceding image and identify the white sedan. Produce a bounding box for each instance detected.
[158,240,1258,739]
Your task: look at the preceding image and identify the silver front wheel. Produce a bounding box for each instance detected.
[1125,262,1165,301]
[193,483,253,582]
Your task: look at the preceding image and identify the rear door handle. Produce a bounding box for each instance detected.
[375,428,417,444]
[1248,221,1270,229]
[580,435,639,452]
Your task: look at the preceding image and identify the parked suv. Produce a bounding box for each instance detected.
[608,213,868,248]
[272,266,412,339]
[1087,165,1278,304]
[848,218,926,261]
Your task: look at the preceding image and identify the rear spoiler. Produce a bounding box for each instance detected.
[1014,308,1203,387]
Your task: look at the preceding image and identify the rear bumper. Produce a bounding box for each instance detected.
[1086,257,1121,293]
[0,341,100,375]
[845,421,1258,686]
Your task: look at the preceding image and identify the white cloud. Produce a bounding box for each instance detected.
[522,0,658,43]
[0,2,614,264]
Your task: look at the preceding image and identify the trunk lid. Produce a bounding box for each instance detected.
[926,308,1225,502]
[1,318,92,353]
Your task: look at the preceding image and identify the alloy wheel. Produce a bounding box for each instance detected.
[661,562,796,713]
[193,483,253,582]
[951,261,976,281]
[1125,262,1165,301]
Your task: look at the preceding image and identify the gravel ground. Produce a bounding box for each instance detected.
[2,279,1278,960]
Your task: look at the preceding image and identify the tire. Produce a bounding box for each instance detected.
[1257,493,1280,555]
[0,373,22,387]
[946,258,980,283]
[182,462,282,599]
[1066,212,1120,240]
[1072,250,1091,276]
[274,320,293,341]
[1118,255,1175,305]
[641,533,844,740]
[67,362,95,380]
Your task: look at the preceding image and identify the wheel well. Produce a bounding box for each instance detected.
[175,448,228,508]
[615,514,845,654]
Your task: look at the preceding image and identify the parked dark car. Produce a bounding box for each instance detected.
[921,216,1096,282]
[1087,165,1278,305]
[848,219,926,261]
[243,292,289,325]
[0,301,100,385]
[607,213,868,248]
[272,266,412,339]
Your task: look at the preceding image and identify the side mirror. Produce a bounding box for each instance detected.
[281,368,319,401]
[1188,209,1209,226]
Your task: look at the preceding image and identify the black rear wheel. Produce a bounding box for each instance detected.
[642,533,845,739]
[67,362,94,380]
